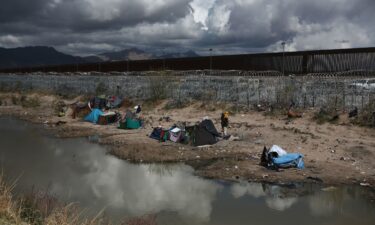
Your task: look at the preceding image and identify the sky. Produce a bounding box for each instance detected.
[0,0,374,56]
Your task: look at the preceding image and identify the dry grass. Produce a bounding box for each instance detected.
[353,101,375,127]
[0,175,23,225]
[0,175,158,225]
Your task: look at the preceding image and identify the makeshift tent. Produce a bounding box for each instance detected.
[149,127,170,142]
[271,153,304,169]
[89,96,107,110]
[118,110,142,129]
[98,111,119,125]
[107,96,123,109]
[260,145,304,169]
[84,109,103,124]
[150,127,163,140]
[188,119,221,146]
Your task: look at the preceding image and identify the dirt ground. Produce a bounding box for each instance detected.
[0,92,374,189]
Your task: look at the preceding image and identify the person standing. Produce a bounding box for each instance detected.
[221,111,229,136]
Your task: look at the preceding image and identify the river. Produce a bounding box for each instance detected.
[0,117,374,225]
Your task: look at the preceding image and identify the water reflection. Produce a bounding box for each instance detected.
[0,117,374,225]
[0,118,220,222]
[231,182,299,211]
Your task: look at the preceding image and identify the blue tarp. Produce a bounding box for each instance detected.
[84,109,103,124]
[271,153,304,169]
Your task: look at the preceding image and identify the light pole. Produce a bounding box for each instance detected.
[209,48,213,75]
[162,48,166,70]
[281,42,286,76]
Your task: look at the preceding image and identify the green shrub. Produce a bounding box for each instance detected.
[20,96,40,108]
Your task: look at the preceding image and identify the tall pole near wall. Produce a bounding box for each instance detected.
[281,42,286,76]
[161,48,166,70]
[209,48,213,75]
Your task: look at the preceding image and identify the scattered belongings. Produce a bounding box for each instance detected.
[159,115,172,122]
[149,127,170,142]
[360,182,371,187]
[287,109,303,118]
[348,107,358,118]
[98,111,120,125]
[169,127,183,143]
[260,145,304,170]
[287,103,302,118]
[88,95,107,111]
[71,102,91,119]
[306,176,323,183]
[107,96,123,109]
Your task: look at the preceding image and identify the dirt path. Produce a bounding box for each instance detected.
[0,92,374,189]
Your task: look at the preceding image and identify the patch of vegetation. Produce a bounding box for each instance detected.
[21,96,41,108]
[52,100,67,116]
[149,77,168,101]
[263,106,286,118]
[312,97,342,124]
[313,108,339,124]
[95,82,107,96]
[163,99,190,110]
[0,82,10,92]
[353,101,375,127]
[276,84,296,109]
[10,95,41,108]
[11,95,21,105]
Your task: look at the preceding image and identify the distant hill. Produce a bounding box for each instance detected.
[0,46,201,69]
[83,48,200,62]
[0,46,85,69]
[158,50,200,59]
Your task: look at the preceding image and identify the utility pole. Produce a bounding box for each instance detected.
[162,48,166,70]
[281,42,286,76]
[209,48,213,75]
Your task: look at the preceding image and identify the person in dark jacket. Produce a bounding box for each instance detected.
[221,111,229,136]
[135,105,142,114]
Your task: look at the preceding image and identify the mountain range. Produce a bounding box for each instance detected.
[0,46,200,69]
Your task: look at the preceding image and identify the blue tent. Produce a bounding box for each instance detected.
[271,153,304,169]
[84,109,103,124]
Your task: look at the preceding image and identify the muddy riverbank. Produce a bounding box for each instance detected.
[0,92,374,189]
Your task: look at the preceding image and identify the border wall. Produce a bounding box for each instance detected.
[1,70,374,110]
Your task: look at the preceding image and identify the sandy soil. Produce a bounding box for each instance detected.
[0,92,374,189]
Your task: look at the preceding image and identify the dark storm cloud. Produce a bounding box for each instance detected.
[195,0,375,53]
[0,0,374,55]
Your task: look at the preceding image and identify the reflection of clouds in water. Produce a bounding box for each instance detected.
[231,182,266,198]
[230,182,298,211]
[50,144,220,222]
[265,197,298,211]
[308,189,345,216]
